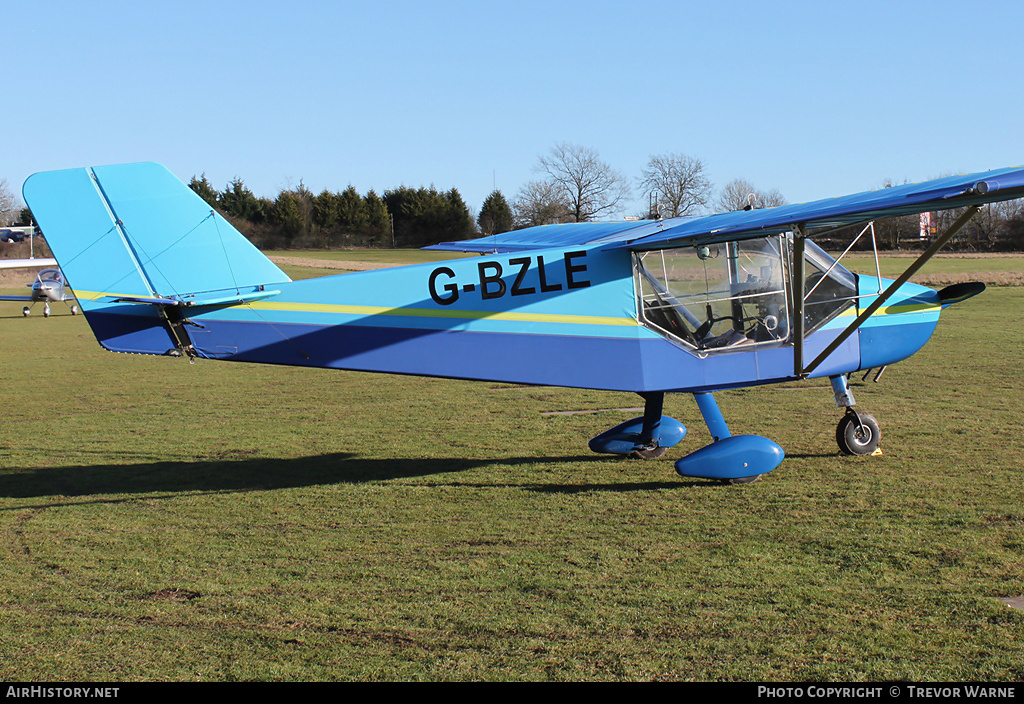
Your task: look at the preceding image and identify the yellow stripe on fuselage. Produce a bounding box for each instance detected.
[829,300,941,318]
[74,291,639,327]
[247,301,638,326]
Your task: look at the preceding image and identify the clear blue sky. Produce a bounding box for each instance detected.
[7,0,1024,220]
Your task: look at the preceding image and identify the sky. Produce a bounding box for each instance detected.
[6,0,1024,221]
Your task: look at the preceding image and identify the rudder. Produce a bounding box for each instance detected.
[23,162,290,355]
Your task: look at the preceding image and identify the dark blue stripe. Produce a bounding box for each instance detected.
[82,313,862,392]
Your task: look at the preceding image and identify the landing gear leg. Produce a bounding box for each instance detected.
[631,392,667,459]
[588,391,686,459]
[830,375,881,456]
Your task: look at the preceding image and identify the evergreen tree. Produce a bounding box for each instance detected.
[338,186,368,233]
[384,186,474,247]
[363,190,391,246]
[478,190,513,235]
[188,174,220,209]
[271,191,306,244]
[444,188,475,241]
[312,189,340,230]
[219,177,265,223]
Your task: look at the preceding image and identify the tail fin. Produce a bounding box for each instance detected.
[23,162,290,354]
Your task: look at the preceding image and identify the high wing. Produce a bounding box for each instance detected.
[425,220,666,253]
[428,166,1024,253]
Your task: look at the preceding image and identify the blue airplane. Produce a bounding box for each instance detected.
[22,162,1024,483]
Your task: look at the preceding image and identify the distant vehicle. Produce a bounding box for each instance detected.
[0,229,28,243]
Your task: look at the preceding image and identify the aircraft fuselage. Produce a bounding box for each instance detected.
[72,242,939,394]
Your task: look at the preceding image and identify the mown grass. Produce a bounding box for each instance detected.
[0,257,1021,681]
[833,253,1024,287]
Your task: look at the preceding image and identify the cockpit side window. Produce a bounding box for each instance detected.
[801,241,857,332]
[635,235,790,352]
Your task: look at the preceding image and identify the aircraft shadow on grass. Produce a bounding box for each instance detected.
[0,452,711,504]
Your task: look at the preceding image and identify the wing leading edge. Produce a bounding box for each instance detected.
[425,220,671,253]
[623,166,1024,250]
[427,166,1024,254]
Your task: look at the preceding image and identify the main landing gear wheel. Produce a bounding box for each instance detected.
[836,412,881,456]
[22,306,30,317]
[724,474,762,485]
[70,305,79,315]
[629,443,667,460]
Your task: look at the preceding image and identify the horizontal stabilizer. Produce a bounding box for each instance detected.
[110,295,181,306]
[111,288,282,308]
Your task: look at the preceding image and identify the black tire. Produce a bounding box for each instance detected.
[836,412,881,455]
[629,444,667,460]
[725,475,761,485]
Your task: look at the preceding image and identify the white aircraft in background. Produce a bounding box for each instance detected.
[0,257,56,268]
[0,258,78,317]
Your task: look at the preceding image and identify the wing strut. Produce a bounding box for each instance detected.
[799,205,980,377]
[792,224,806,378]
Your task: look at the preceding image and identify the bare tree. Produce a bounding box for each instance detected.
[512,179,571,228]
[716,178,787,212]
[536,143,631,222]
[760,187,787,208]
[639,152,712,218]
[0,178,22,226]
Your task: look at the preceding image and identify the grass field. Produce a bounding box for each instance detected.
[836,252,1024,287]
[1,253,1022,681]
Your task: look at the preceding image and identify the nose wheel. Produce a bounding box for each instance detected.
[836,410,881,456]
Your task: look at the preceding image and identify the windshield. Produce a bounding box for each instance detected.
[36,268,62,284]
[636,235,790,351]
[635,235,858,351]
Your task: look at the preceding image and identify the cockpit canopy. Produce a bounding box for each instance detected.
[36,268,63,284]
[635,235,856,352]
